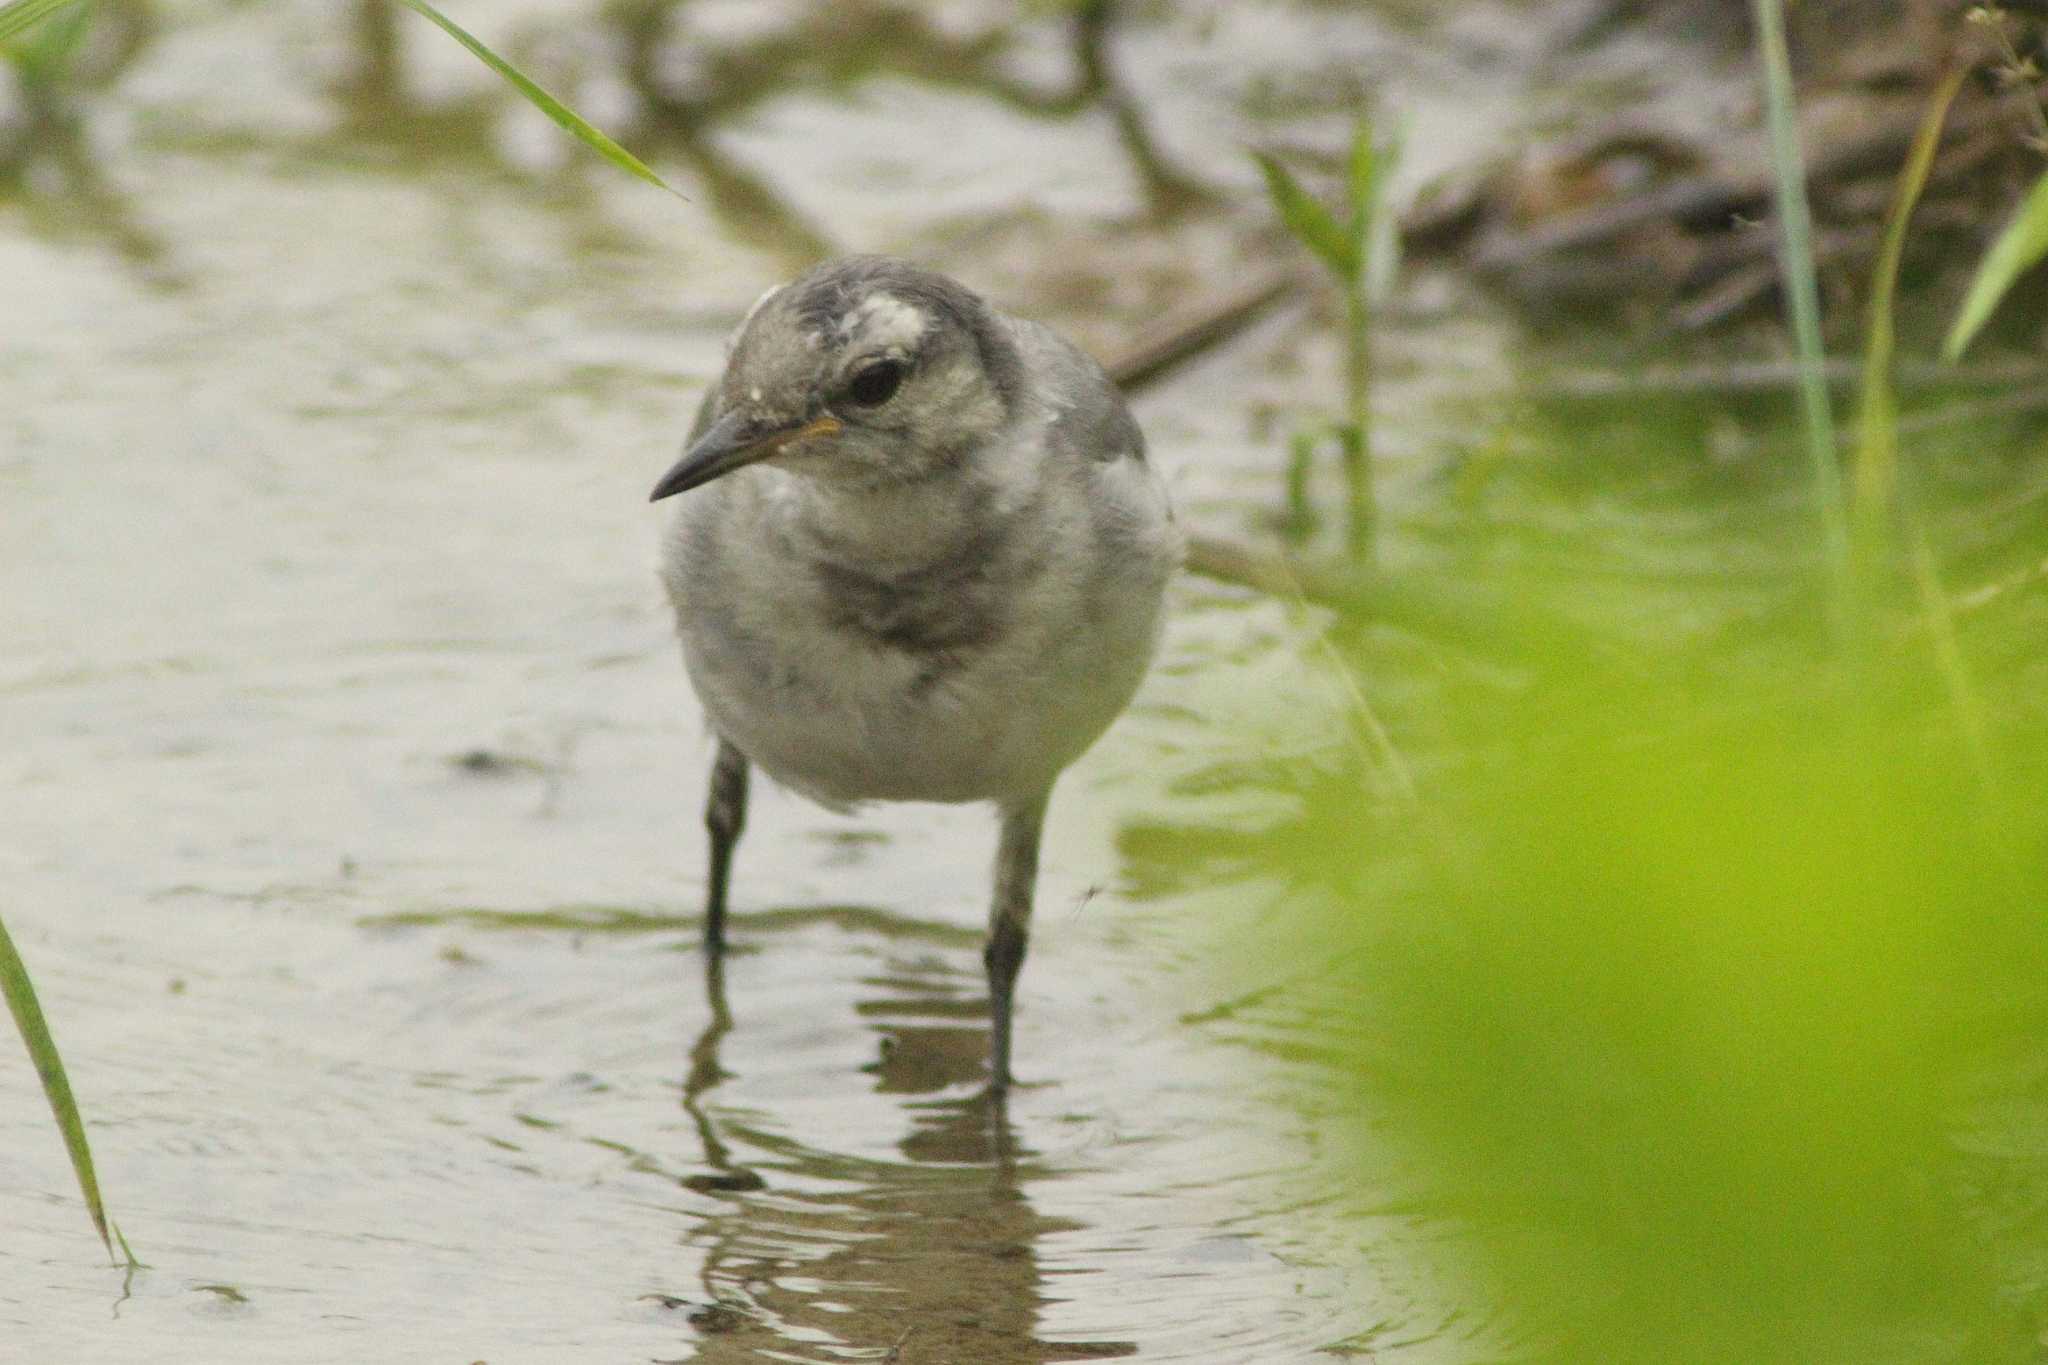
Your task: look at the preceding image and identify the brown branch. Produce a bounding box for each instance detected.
[1102,272,1300,395]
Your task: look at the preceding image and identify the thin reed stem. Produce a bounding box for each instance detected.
[1750,0,1853,633]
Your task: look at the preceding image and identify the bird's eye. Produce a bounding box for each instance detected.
[844,359,906,407]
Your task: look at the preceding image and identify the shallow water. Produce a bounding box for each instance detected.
[10,0,1973,1360]
[1,3,1555,1360]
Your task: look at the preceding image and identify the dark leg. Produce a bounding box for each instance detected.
[704,739,749,952]
[986,789,1050,1094]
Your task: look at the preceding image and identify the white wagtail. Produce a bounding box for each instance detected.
[649,255,1179,1093]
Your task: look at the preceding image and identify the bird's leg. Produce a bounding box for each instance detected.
[986,789,1050,1094]
[703,739,749,953]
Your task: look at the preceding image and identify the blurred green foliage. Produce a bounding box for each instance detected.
[0,0,91,86]
[0,0,83,46]
[1282,655,2045,1359]
[1224,405,2048,1359]
[1215,25,2048,1355]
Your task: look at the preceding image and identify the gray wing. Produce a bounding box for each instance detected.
[1010,318,1146,465]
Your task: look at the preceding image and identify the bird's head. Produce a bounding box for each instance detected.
[649,256,1025,501]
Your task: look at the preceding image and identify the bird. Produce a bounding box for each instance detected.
[649,255,1179,1094]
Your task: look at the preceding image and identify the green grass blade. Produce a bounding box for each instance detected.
[0,912,117,1262]
[392,0,683,199]
[1854,65,1963,542]
[0,0,83,45]
[1944,165,2048,361]
[1750,0,1852,632]
[1368,124,1404,302]
[1345,114,1378,272]
[1254,151,1356,280]
[1852,67,1994,789]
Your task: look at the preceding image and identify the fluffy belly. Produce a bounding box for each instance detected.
[684,632,1031,806]
[679,608,1147,809]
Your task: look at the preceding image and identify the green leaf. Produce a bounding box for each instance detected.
[1359,118,1405,303]
[1345,113,1378,263]
[1254,151,1356,280]
[0,911,122,1263]
[392,0,684,200]
[0,0,83,46]
[10,0,93,83]
[1944,165,2048,361]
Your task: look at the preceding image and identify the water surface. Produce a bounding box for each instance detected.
[0,2,1838,1360]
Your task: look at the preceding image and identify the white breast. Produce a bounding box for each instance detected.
[662,452,1176,810]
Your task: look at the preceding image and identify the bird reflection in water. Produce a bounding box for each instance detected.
[674,932,1136,1363]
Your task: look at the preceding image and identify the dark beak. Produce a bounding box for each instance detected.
[648,409,844,502]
